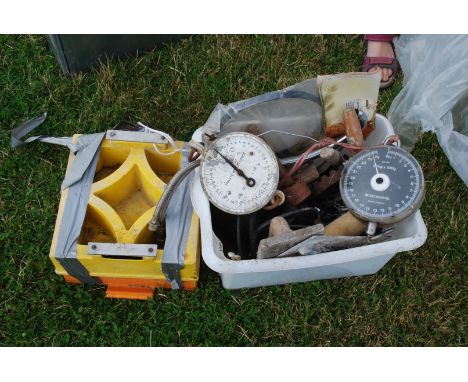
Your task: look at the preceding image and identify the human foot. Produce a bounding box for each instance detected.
[366,41,395,82]
[363,40,399,89]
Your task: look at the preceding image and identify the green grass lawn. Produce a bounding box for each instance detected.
[0,35,466,346]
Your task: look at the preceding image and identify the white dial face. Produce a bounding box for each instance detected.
[200,132,279,215]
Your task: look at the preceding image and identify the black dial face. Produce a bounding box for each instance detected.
[340,146,425,224]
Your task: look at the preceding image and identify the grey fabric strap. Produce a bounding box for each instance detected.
[61,133,105,191]
[11,114,105,284]
[162,145,195,289]
[53,133,105,284]
[11,113,80,153]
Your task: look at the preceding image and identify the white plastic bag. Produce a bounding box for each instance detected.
[387,34,468,185]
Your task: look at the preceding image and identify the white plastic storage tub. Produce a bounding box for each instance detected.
[191,115,428,289]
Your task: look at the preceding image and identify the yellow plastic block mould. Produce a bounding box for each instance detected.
[49,132,200,300]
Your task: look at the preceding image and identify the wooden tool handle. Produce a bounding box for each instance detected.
[343,109,364,147]
[324,212,367,236]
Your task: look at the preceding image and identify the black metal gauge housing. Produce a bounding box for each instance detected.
[340,146,425,224]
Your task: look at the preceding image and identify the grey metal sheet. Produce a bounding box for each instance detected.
[105,130,167,144]
[87,243,157,257]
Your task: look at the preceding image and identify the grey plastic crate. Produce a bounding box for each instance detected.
[47,34,187,75]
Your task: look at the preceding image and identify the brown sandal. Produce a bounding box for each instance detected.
[363,55,399,89]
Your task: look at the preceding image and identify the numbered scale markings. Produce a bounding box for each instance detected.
[200,132,279,215]
[340,146,425,224]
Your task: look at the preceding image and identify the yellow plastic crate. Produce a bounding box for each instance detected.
[49,135,200,299]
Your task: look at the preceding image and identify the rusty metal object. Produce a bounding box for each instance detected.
[257,223,324,259]
[293,163,319,184]
[361,119,375,139]
[283,180,311,206]
[263,190,286,211]
[343,108,364,148]
[325,122,345,138]
[320,147,341,166]
[276,157,289,182]
[384,134,401,146]
[188,148,201,162]
[309,169,341,198]
[317,147,342,174]
[324,211,367,236]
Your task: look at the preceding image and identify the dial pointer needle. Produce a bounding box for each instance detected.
[214,149,256,187]
[371,151,380,175]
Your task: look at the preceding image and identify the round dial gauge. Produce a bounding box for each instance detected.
[200,132,279,215]
[340,146,425,224]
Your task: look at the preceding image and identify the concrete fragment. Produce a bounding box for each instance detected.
[268,216,291,237]
[257,224,324,259]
